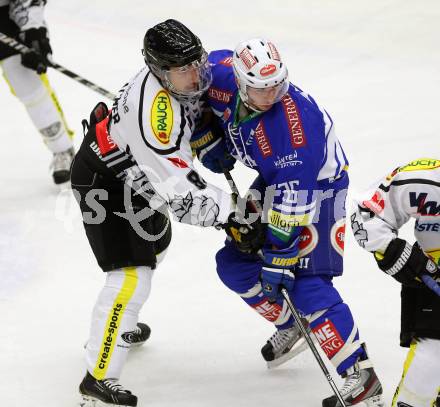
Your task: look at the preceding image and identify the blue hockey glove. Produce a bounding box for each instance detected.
[261,266,295,301]
[191,121,235,173]
[261,243,299,301]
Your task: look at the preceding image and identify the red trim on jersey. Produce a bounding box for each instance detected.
[167,157,189,168]
[95,117,117,155]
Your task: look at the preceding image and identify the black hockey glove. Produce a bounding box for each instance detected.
[223,200,266,254]
[375,238,439,286]
[20,27,52,74]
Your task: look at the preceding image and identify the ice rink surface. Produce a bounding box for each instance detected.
[1,1,439,406]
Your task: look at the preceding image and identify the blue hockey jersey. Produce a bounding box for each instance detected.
[206,50,349,275]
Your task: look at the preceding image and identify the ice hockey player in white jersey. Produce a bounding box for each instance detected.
[71,19,262,407]
[351,158,440,407]
[0,0,74,184]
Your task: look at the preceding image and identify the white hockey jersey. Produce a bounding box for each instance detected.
[351,158,440,263]
[108,67,233,227]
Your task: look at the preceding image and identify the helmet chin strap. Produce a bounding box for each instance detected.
[244,100,265,114]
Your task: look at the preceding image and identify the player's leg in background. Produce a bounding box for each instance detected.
[0,55,74,184]
[392,339,440,407]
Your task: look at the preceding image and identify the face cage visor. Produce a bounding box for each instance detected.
[162,51,212,100]
[244,80,289,112]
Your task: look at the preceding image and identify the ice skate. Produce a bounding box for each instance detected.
[121,322,151,347]
[261,323,309,369]
[79,371,137,407]
[322,346,384,407]
[51,146,75,184]
[84,323,151,350]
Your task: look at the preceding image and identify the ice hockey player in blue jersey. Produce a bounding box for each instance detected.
[191,38,384,407]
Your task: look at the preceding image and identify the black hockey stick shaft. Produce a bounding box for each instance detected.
[222,170,347,406]
[223,169,239,203]
[281,288,347,407]
[0,32,116,100]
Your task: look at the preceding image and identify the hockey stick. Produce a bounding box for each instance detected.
[223,168,239,202]
[0,32,116,100]
[280,288,348,407]
[222,169,348,406]
[421,274,440,296]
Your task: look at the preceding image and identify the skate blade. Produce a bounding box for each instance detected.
[79,394,133,407]
[129,340,147,348]
[365,394,385,407]
[84,340,145,350]
[267,337,309,369]
[353,394,385,407]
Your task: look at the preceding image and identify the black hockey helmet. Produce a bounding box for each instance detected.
[142,19,212,100]
[143,19,204,69]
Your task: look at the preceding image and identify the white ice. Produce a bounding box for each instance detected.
[1,1,439,406]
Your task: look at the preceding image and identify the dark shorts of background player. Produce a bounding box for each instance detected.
[400,284,440,347]
[0,7,20,60]
[71,126,172,272]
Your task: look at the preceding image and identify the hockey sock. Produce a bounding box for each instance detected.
[309,301,365,375]
[86,266,153,380]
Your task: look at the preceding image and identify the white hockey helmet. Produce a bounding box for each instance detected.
[232,38,289,111]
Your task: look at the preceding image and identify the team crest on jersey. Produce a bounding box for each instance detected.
[281,94,307,148]
[330,218,345,257]
[150,90,174,145]
[298,225,319,257]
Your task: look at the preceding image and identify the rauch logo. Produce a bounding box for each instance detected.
[151,90,173,144]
